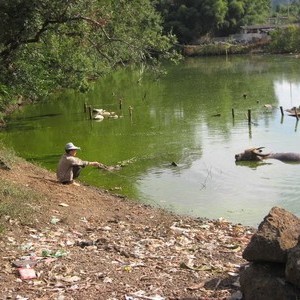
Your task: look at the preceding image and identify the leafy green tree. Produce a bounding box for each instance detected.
[0,0,178,108]
[242,0,270,24]
[272,0,300,22]
[156,0,270,42]
[156,0,228,44]
[217,0,245,35]
[269,24,300,53]
[218,0,270,35]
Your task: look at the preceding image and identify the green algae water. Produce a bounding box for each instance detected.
[2,55,300,226]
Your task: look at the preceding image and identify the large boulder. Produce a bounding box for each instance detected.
[243,207,300,263]
[286,244,300,288]
[240,262,300,300]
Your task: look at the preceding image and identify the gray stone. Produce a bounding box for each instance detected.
[228,290,243,300]
[0,159,11,170]
[243,207,300,263]
[286,244,300,288]
[240,262,300,300]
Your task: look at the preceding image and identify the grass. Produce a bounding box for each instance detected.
[0,144,42,233]
[0,180,42,233]
[0,144,21,169]
[183,44,250,56]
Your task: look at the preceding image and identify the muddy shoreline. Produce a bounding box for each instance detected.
[0,156,255,299]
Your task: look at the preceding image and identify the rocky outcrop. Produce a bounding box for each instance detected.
[286,244,300,288]
[240,207,300,300]
[240,263,300,300]
[243,206,300,263]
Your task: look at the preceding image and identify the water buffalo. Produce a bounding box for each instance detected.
[235,147,300,163]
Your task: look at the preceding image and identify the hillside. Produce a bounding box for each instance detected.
[0,156,254,299]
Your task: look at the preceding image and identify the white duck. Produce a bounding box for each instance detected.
[92,108,118,120]
[93,108,104,114]
[93,114,104,121]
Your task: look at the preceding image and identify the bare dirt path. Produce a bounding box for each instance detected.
[0,159,254,300]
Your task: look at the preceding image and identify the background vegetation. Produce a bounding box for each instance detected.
[0,0,178,115]
[0,145,41,232]
[271,0,300,23]
[155,0,271,44]
[0,0,299,117]
[269,24,300,53]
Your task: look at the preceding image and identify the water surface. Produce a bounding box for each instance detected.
[2,55,300,226]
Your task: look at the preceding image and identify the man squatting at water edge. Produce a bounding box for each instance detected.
[56,142,103,185]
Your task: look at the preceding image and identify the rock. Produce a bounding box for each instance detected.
[229,290,243,300]
[0,159,11,170]
[240,207,300,299]
[286,244,300,288]
[243,207,300,263]
[240,262,300,300]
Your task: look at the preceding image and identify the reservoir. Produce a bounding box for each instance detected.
[2,55,300,226]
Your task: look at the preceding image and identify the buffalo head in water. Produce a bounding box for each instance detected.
[235,147,300,163]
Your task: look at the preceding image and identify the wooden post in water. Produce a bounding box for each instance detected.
[232,108,235,119]
[280,106,284,117]
[247,109,251,125]
[84,102,87,113]
[88,106,93,120]
[248,123,252,139]
[119,98,122,110]
[129,106,133,121]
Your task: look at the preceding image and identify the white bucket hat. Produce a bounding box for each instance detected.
[65,142,81,151]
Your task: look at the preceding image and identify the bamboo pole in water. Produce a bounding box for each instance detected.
[280,106,284,116]
[88,106,93,120]
[248,109,251,125]
[129,106,133,121]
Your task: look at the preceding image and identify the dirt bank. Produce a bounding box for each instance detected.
[0,159,255,300]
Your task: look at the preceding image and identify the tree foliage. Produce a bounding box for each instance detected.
[156,0,270,43]
[156,0,228,44]
[220,0,270,35]
[272,0,300,22]
[0,0,178,107]
[269,25,300,53]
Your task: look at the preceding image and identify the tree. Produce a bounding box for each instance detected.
[218,0,270,35]
[156,0,270,42]
[156,0,228,44]
[272,0,300,22]
[0,0,178,107]
[269,25,300,53]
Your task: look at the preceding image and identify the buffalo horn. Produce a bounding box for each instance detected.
[253,147,270,157]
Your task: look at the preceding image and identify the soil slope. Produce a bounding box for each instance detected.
[0,159,254,300]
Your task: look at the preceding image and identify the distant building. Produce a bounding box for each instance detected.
[236,24,277,42]
[241,24,278,34]
[195,22,299,45]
